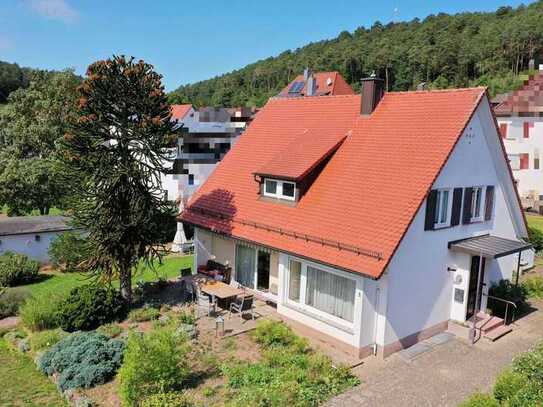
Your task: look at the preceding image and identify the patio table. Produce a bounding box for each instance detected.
[200,281,245,307]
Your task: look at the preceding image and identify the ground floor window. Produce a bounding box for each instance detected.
[286,259,356,323]
[235,245,255,287]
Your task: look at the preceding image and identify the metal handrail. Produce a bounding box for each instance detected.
[484,294,518,325]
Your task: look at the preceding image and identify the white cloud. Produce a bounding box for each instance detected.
[27,0,78,23]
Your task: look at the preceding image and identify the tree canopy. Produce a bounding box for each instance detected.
[0,60,31,103]
[0,69,80,215]
[60,55,179,301]
[169,1,543,107]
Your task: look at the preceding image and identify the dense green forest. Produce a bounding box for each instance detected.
[169,1,543,107]
[0,61,32,103]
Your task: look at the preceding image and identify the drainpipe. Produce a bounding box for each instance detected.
[471,251,484,345]
[372,287,381,356]
[514,250,522,287]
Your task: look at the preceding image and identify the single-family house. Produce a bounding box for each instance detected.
[181,77,530,358]
[278,68,355,97]
[0,216,73,262]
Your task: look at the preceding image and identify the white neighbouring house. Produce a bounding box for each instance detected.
[181,77,530,359]
[0,216,73,263]
[494,69,543,202]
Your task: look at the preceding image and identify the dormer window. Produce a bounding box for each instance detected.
[263,178,296,201]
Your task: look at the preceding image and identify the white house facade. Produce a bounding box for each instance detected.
[182,82,529,359]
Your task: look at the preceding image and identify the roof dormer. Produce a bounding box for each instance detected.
[253,130,348,203]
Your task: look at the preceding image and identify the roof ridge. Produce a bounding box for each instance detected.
[388,86,486,95]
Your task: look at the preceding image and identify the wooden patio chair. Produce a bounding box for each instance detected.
[229,295,255,320]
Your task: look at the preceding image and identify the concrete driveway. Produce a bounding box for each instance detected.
[325,300,543,407]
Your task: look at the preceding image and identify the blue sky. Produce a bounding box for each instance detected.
[0,0,532,91]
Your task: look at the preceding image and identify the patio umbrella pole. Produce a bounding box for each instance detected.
[471,251,484,345]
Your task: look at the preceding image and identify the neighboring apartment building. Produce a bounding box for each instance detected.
[181,77,530,359]
[494,68,543,201]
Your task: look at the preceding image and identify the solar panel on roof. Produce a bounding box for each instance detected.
[288,81,305,94]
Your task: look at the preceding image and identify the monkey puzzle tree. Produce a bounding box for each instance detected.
[61,56,178,302]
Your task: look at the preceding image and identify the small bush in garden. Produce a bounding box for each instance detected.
[507,380,543,407]
[118,326,191,407]
[458,393,500,407]
[528,226,543,252]
[57,285,127,332]
[29,329,68,352]
[522,275,543,300]
[49,231,89,273]
[493,369,530,402]
[20,294,63,331]
[0,251,39,287]
[251,320,309,353]
[4,329,27,345]
[38,332,125,392]
[488,279,527,319]
[0,288,31,318]
[178,309,196,325]
[222,320,359,406]
[140,392,194,407]
[127,305,160,323]
[511,342,543,384]
[97,323,123,338]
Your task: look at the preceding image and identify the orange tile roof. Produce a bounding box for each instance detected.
[255,130,347,181]
[181,88,488,279]
[494,72,543,115]
[171,104,193,121]
[279,72,355,97]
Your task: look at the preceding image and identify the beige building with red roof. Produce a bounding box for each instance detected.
[181,77,530,359]
[494,70,543,202]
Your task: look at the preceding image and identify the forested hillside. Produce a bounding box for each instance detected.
[0,61,32,103]
[169,1,543,107]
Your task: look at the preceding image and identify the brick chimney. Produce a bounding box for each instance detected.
[360,73,384,115]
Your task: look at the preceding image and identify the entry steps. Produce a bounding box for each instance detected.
[472,312,513,341]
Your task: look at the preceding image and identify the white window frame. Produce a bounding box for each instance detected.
[434,188,453,229]
[263,178,296,201]
[470,186,485,222]
[284,256,357,329]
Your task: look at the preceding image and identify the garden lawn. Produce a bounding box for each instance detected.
[13,255,193,298]
[0,338,66,406]
[526,213,543,233]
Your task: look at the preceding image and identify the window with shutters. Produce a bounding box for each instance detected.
[499,123,508,138]
[523,122,531,139]
[434,189,452,228]
[520,153,529,170]
[470,186,485,222]
[534,149,540,170]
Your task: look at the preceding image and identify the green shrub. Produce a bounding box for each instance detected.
[128,305,160,323]
[0,288,30,318]
[251,320,309,353]
[512,342,543,384]
[20,294,63,331]
[488,279,527,320]
[140,392,194,407]
[522,276,543,300]
[507,380,543,407]
[28,329,68,352]
[178,309,196,325]
[493,369,530,402]
[458,393,500,407]
[97,323,123,338]
[48,231,89,273]
[57,285,127,332]
[0,251,39,287]
[528,226,543,252]
[118,326,191,407]
[223,321,358,406]
[37,332,125,392]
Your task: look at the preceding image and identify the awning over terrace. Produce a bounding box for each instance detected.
[448,234,532,259]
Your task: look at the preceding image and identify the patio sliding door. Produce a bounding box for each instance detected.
[235,244,256,288]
